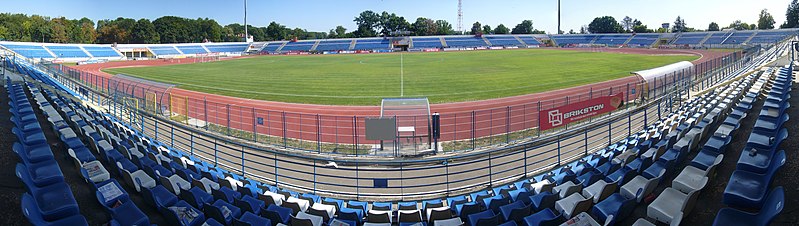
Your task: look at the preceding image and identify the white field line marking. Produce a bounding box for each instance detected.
[400,52,404,97]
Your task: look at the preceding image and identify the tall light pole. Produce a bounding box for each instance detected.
[557,0,561,34]
[244,0,248,42]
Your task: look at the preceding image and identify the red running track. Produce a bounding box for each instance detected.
[67,48,728,146]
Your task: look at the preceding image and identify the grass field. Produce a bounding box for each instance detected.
[104,49,697,105]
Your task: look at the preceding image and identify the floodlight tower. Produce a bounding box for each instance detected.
[244,0,248,42]
[557,0,561,34]
[457,0,463,33]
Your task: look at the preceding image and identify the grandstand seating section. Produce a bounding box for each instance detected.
[552,34,597,46]
[203,44,248,53]
[352,38,389,51]
[44,45,90,58]
[627,34,660,46]
[749,30,797,44]
[175,45,209,54]
[0,43,55,58]
[593,34,630,46]
[412,37,444,48]
[280,41,316,52]
[82,46,123,57]
[443,36,488,48]
[517,36,541,45]
[262,42,284,52]
[722,31,755,45]
[485,35,522,46]
[673,33,708,45]
[702,32,733,45]
[4,39,789,225]
[315,40,353,52]
[147,46,182,56]
[2,29,797,60]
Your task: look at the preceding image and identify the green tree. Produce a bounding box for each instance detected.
[728,20,751,30]
[265,21,289,41]
[588,16,622,33]
[353,10,379,37]
[470,21,481,35]
[335,26,347,37]
[511,20,534,34]
[376,12,410,36]
[435,20,453,35]
[758,9,775,30]
[49,17,69,43]
[494,24,509,34]
[672,16,687,32]
[708,22,720,31]
[153,16,192,43]
[482,25,492,34]
[412,17,436,36]
[131,19,159,43]
[621,16,634,32]
[0,25,8,40]
[783,0,799,28]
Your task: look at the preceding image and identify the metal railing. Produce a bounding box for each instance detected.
[38,49,752,157]
[4,42,779,201]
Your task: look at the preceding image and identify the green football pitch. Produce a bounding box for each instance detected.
[103,49,698,105]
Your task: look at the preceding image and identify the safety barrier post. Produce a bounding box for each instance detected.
[241,146,245,176]
[354,116,359,155]
[607,118,612,146]
[226,104,231,136]
[488,151,493,188]
[190,131,194,156]
[154,119,159,140]
[557,135,561,166]
[317,114,321,153]
[283,112,288,148]
[537,102,541,137]
[584,129,588,156]
[472,111,477,150]
[506,106,510,143]
[252,108,257,142]
[445,159,450,194]
[313,160,317,193]
[203,97,208,131]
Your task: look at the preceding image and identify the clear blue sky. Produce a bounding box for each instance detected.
[0,0,792,33]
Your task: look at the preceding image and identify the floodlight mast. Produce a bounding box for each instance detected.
[244,0,248,42]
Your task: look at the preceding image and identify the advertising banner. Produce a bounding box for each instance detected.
[539,93,624,130]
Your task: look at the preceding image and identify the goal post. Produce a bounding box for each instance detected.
[169,94,190,124]
[379,98,432,153]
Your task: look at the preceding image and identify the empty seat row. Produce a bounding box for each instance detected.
[8,79,89,225]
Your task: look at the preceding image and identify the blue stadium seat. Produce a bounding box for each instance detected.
[467,209,499,226]
[264,204,294,225]
[17,173,80,221]
[591,193,637,225]
[723,150,785,209]
[235,211,271,226]
[142,185,179,209]
[204,199,242,225]
[21,193,88,226]
[529,191,557,212]
[160,200,205,226]
[713,187,785,226]
[523,208,562,226]
[499,200,530,223]
[180,186,214,209]
[234,195,265,215]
